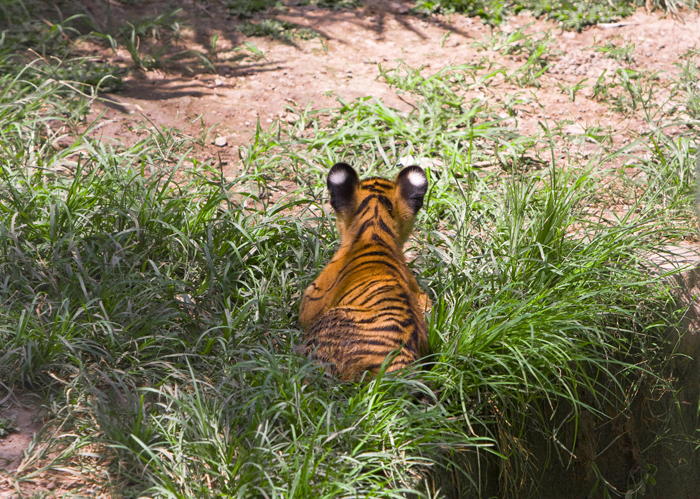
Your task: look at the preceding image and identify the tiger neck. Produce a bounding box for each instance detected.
[341,210,405,260]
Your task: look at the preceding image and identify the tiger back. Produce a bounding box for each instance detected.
[299,162,431,381]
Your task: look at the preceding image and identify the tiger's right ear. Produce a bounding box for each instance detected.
[328,162,359,213]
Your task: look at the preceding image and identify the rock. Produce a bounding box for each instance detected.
[563,124,586,135]
[214,136,228,147]
[214,79,223,86]
[285,113,300,123]
[47,481,56,490]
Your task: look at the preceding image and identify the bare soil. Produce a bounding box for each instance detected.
[0,396,48,498]
[3,0,700,497]
[82,1,699,179]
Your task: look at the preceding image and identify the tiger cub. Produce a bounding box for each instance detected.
[299,162,431,381]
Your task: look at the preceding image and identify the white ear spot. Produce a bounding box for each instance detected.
[328,169,347,185]
[407,170,426,187]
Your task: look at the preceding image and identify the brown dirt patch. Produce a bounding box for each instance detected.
[80,1,699,178]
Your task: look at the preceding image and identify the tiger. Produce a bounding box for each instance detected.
[299,162,432,381]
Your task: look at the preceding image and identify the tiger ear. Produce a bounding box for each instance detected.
[328,162,360,213]
[396,166,428,213]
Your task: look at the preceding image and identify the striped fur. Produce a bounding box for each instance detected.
[300,162,431,381]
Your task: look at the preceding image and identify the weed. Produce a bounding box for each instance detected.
[675,47,700,119]
[593,40,636,64]
[226,0,276,18]
[525,0,636,31]
[472,23,538,57]
[413,0,637,29]
[506,32,558,87]
[557,77,589,102]
[0,416,18,437]
[238,19,320,41]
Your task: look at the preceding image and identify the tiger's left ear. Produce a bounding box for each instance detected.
[396,166,428,213]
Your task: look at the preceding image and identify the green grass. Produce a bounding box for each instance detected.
[238,19,321,41]
[1,2,699,498]
[415,0,696,29]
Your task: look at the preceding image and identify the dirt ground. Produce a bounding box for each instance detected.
[2,0,700,497]
[81,0,700,179]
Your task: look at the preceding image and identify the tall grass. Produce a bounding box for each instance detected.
[1,3,698,499]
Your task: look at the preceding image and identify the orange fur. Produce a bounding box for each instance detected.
[300,163,431,381]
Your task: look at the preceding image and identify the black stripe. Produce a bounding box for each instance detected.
[365,323,403,333]
[354,283,396,303]
[336,276,377,302]
[370,233,396,252]
[353,311,407,324]
[353,193,394,217]
[354,195,374,218]
[344,258,403,279]
[353,250,394,259]
[356,218,375,237]
[375,195,394,214]
[378,218,396,238]
[360,295,407,307]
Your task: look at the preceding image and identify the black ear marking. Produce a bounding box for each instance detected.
[328,162,360,213]
[396,166,428,213]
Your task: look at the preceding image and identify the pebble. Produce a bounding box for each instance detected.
[47,481,57,490]
[214,79,223,86]
[244,121,251,127]
[215,136,228,147]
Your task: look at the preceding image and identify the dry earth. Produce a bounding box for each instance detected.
[2,1,700,497]
[79,1,700,178]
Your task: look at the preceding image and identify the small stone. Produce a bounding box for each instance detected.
[389,1,409,13]
[244,121,251,127]
[285,113,300,123]
[215,136,228,147]
[563,124,586,135]
[214,79,223,86]
[47,481,56,490]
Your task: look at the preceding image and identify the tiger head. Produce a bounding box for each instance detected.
[326,162,428,248]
